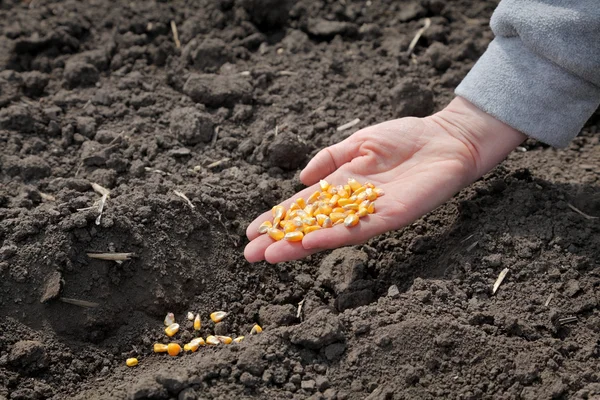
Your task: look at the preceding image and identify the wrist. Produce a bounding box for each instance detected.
[427,96,527,181]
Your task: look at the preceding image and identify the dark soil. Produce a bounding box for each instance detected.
[1,0,599,399]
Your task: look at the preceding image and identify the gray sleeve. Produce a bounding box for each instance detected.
[455,0,600,148]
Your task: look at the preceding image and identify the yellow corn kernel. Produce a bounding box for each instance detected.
[164,312,175,327]
[356,192,367,202]
[332,207,345,214]
[292,217,303,227]
[233,336,244,343]
[183,343,192,352]
[374,187,385,196]
[296,198,306,209]
[319,179,330,191]
[330,212,346,223]
[327,185,337,194]
[287,209,299,220]
[352,186,367,196]
[289,202,300,211]
[365,182,375,188]
[337,198,354,207]
[318,192,332,201]
[187,312,195,321]
[304,225,321,234]
[344,184,352,195]
[210,311,228,323]
[322,217,332,228]
[366,188,377,201]
[165,323,180,337]
[343,204,359,211]
[357,207,369,217]
[167,343,182,356]
[268,228,285,241]
[206,335,220,345]
[336,185,348,198]
[272,205,285,219]
[284,231,304,242]
[302,217,316,226]
[316,214,328,226]
[154,343,168,353]
[296,210,308,218]
[190,337,206,347]
[126,358,138,367]
[307,191,321,204]
[304,204,318,217]
[186,337,204,352]
[367,202,375,213]
[216,336,233,345]
[333,218,345,226]
[258,220,272,234]
[317,203,332,215]
[283,221,296,233]
[194,314,201,331]
[344,214,359,227]
[250,324,263,334]
[347,178,361,192]
[328,194,340,207]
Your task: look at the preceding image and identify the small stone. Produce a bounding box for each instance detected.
[266,131,309,170]
[564,280,581,298]
[178,388,196,400]
[76,116,97,138]
[184,73,252,108]
[307,18,358,38]
[40,270,62,303]
[21,71,49,97]
[387,285,400,298]
[80,141,108,166]
[170,107,214,145]
[63,61,99,88]
[323,388,337,399]
[289,309,346,350]
[301,380,317,392]
[323,342,346,361]
[413,289,432,303]
[8,340,48,374]
[239,372,260,388]
[156,370,189,394]
[315,376,330,392]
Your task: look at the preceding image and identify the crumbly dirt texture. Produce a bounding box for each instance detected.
[1,0,599,399]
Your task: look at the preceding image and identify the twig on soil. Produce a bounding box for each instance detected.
[567,203,598,220]
[60,297,100,308]
[278,70,298,76]
[87,252,135,261]
[239,71,251,76]
[275,125,279,137]
[207,158,230,169]
[336,118,361,132]
[39,192,56,202]
[558,316,578,325]
[170,20,181,49]
[461,233,475,243]
[492,267,509,295]
[145,167,171,176]
[173,190,195,210]
[466,241,478,252]
[544,293,554,307]
[212,126,220,146]
[407,18,431,56]
[297,298,305,320]
[90,183,110,225]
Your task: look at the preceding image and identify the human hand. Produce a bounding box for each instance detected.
[244,97,526,263]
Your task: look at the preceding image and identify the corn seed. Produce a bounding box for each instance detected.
[330,212,346,223]
[307,191,321,204]
[194,314,201,331]
[304,225,321,234]
[322,217,332,228]
[187,312,194,321]
[344,214,359,227]
[164,312,175,326]
[284,231,304,242]
[258,220,272,234]
[191,337,205,347]
[165,323,180,337]
[348,178,361,192]
[296,198,306,209]
[126,358,138,367]
[268,228,284,241]
[210,311,228,323]
[154,343,168,353]
[233,336,244,343]
[167,343,181,356]
[250,324,263,334]
[216,335,233,345]
[319,179,330,191]
[206,335,220,345]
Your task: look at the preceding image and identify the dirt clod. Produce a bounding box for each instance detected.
[266,131,309,170]
[8,341,48,374]
[170,107,214,145]
[389,78,434,118]
[289,309,345,350]
[183,74,252,108]
[63,61,99,88]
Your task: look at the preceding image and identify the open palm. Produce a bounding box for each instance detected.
[245,98,525,263]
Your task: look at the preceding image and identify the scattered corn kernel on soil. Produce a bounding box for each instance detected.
[1,0,599,399]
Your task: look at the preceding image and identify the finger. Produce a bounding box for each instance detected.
[299,140,362,186]
[263,240,323,264]
[244,234,277,263]
[245,183,322,241]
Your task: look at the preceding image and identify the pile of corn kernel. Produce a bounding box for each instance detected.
[125,311,262,367]
[258,178,384,241]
